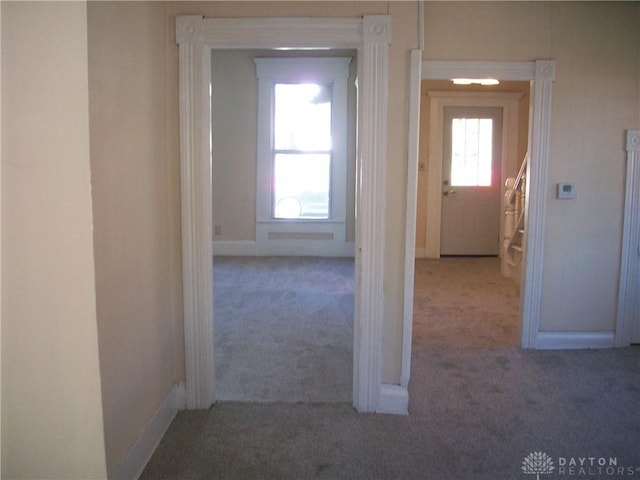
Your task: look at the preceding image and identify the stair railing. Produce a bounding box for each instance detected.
[502,153,528,279]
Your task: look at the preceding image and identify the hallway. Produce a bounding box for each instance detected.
[412,256,520,348]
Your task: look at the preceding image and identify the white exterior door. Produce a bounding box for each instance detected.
[440,106,503,256]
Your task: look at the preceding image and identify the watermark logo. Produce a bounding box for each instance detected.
[522,452,555,480]
[521,453,640,478]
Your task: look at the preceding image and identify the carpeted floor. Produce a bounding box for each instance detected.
[141,257,640,479]
[412,257,520,347]
[212,256,518,404]
[213,256,354,403]
[142,346,640,480]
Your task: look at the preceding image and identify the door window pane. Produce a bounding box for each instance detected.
[451,118,493,186]
[273,153,330,219]
[274,83,332,151]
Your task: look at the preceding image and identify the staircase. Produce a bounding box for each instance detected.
[502,153,528,282]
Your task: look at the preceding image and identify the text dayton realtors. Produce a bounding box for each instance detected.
[557,457,640,476]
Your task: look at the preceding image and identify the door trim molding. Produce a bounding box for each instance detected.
[176,15,391,412]
[525,60,555,349]
[401,49,422,388]
[421,60,555,349]
[423,60,534,82]
[424,91,522,258]
[615,130,640,346]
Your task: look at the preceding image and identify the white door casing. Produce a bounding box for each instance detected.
[422,60,555,349]
[615,130,640,346]
[176,15,395,412]
[440,106,503,256]
[400,49,422,391]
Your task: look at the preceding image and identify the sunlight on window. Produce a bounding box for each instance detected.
[451,118,493,187]
[273,83,333,219]
[274,154,330,219]
[274,83,332,151]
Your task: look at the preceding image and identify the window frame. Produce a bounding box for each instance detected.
[271,82,333,220]
[255,57,351,225]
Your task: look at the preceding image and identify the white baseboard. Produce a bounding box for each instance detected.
[377,384,408,415]
[212,240,258,256]
[535,331,615,350]
[213,240,355,257]
[111,382,185,480]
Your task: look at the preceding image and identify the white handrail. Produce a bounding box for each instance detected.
[502,152,528,279]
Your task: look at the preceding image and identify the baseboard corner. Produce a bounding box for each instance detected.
[377,384,409,415]
[176,381,186,410]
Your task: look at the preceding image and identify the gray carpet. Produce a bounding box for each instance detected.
[141,257,640,479]
[142,347,640,479]
[213,256,353,403]
[413,257,520,347]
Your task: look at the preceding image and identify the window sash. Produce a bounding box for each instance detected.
[272,153,331,220]
[254,57,351,225]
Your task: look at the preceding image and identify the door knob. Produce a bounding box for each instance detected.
[443,189,457,197]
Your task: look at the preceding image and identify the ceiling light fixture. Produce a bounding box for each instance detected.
[452,78,500,86]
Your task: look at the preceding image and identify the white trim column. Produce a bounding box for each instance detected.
[354,15,390,412]
[401,49,422,389]
[177,16,215,409]
[615,130,640,346]
[524,60,555,349]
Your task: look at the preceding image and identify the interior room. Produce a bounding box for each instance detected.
[210,49,358,403]
[412,79,531,348]
[2,2,639,479]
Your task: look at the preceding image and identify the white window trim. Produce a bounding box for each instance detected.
[254,57,352,256]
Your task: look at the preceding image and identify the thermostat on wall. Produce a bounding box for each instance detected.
[557,183,576,199]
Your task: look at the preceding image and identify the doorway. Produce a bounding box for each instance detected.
[417,89,526,347]
[422,90,524,259]
[441,106,503,256]
[408,60,556,352]
[176,15,393,412]
[210,49,357,403]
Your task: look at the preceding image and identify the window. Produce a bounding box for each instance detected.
[273,83,332,219]
[450,117,494,187]
[254,57,352,253]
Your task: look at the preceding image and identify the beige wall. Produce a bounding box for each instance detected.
[211,49,358,243]
[211,50,259,241]
[1,2,108,478]
[87,2,184,474]
[424,1,640,332]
